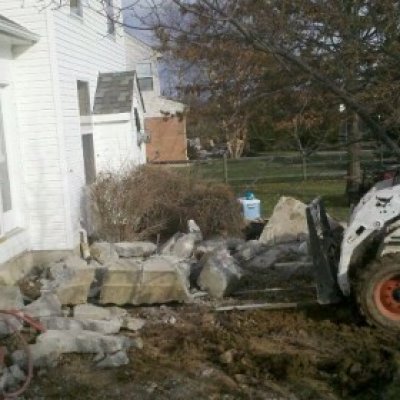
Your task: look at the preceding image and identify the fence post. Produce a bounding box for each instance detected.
[223,154,228,183]
[302,154,307,181]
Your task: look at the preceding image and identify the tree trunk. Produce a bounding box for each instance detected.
[346,113,362,205]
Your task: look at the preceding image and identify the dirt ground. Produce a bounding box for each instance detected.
[20,295,400,400]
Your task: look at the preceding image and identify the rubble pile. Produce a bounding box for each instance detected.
[0,200,331,394]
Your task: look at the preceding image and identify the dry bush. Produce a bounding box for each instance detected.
[90,165,243,242]
[179,183,244,238]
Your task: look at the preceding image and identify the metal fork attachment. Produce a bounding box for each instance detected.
[306,198,343,304]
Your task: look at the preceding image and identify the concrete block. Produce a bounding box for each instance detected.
[100,256,191,305]
[40,316,122,335]
[43,256,95,305]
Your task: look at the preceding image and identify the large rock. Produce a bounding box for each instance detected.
[24,292,62,319]
[99,256,191,305]
[259,196,342,246]
[90,242,118,265]
[259,197,308,245]
[42,256,95,305]
[197,249,243,299]
[114,241,157,258]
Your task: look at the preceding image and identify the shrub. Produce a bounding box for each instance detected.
[90,165,243,242]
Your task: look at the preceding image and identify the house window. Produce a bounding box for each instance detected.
[81,134,96,185]
[70,0,83,17]
[0,100,11,213]
[106,0,115,35]
[137,63,154,91]
[77,81,91,116]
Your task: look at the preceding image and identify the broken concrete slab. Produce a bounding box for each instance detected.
[114,241,157,258]
[43,256,95,305]
[100,256,192,305]
[74,304,144,331]
[39,316,122,335]
[161,233,199,259]
[90,242,118,265]
[36,329,131,354]
[197,249,243,299]
[242,244,300,273]
[24,292,62,319]
[12,330,132,368]
[73,303,127,321]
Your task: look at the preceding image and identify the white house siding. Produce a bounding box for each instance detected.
[0,1,70,251]
[51,0,127,247]
[93,114,134,172]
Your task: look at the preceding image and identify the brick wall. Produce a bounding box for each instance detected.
[146,116,188,162]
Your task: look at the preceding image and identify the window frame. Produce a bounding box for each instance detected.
[137,62,154,92]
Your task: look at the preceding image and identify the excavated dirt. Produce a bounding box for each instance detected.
[21,301,400,400]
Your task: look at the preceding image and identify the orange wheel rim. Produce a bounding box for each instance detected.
[374,276,400,321]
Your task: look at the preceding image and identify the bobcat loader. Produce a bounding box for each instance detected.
[307,177,400,332]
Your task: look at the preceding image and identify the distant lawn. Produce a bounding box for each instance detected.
[231,179,349,221]
[182,157,350,221]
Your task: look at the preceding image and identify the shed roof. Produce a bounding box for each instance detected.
[0,15,39,43]
[93,71,137,115]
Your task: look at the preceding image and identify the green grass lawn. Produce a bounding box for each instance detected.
[231,179,349,221]
[181,159,350,221]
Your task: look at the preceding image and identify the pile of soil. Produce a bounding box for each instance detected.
[23,302,400,400]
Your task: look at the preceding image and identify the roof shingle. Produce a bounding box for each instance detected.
[93,71,136,115]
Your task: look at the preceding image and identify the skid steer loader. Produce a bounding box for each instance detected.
[306,177,400,332]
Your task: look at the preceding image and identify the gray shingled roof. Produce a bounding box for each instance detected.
[0,15,38,42]
[93,71,136,115]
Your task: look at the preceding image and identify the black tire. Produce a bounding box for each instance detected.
[356,254,400,332]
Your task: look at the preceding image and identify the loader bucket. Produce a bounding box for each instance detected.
[306,198,343,304]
